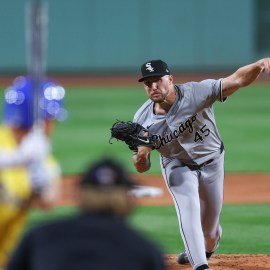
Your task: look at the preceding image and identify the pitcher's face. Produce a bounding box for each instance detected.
[143,75,172,103]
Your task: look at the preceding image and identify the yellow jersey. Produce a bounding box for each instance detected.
[0,126,32,267]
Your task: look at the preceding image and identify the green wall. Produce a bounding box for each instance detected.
[0,0,268,73]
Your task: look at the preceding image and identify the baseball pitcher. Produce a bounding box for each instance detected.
[110,58,270,270]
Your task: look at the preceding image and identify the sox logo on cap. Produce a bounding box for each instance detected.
[145,63,154,72]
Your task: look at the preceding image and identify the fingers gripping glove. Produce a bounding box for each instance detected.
[109,120,155,151]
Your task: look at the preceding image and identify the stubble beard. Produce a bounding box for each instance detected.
[151,89,170,104]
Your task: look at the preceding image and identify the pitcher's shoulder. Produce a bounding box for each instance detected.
[133,99,153,122]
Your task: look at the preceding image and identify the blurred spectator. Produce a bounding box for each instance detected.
[7,158,167,270]
[0,76,67,268]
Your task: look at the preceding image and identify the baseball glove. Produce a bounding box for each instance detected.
[109,120,155,151]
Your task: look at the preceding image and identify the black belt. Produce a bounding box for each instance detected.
[185,142,224,171]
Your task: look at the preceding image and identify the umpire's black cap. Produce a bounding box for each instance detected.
[138,59,170,82]
[80,158,135,188]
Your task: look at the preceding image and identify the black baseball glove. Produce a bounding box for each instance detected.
[109,120,155,151]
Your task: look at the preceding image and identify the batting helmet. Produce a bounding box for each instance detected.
[3,76,67,129]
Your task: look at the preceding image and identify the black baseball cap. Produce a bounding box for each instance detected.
[138,59,170,82]
[80,158,135,188]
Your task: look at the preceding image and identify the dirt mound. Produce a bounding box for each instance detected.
[166,254,270,270]
[59,173,270,206]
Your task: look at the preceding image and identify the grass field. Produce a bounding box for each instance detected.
[131,204,270,254]
[1,83,269,174]
[27,203,270,254]
[49,83,270,175]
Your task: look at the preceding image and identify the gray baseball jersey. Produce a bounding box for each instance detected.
[133,79,224,165]
[133,78,225,268]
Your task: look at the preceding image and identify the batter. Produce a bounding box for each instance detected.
[0,76,65,268]
[132,58,270,270]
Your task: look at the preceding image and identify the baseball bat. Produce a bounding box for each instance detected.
[25,0,48,128]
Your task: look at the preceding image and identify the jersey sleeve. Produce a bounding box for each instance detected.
[196,79,223,101]
[179,79,224,111]
[133,99,152,124]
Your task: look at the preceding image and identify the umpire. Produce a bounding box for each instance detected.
[7,158,167,270]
